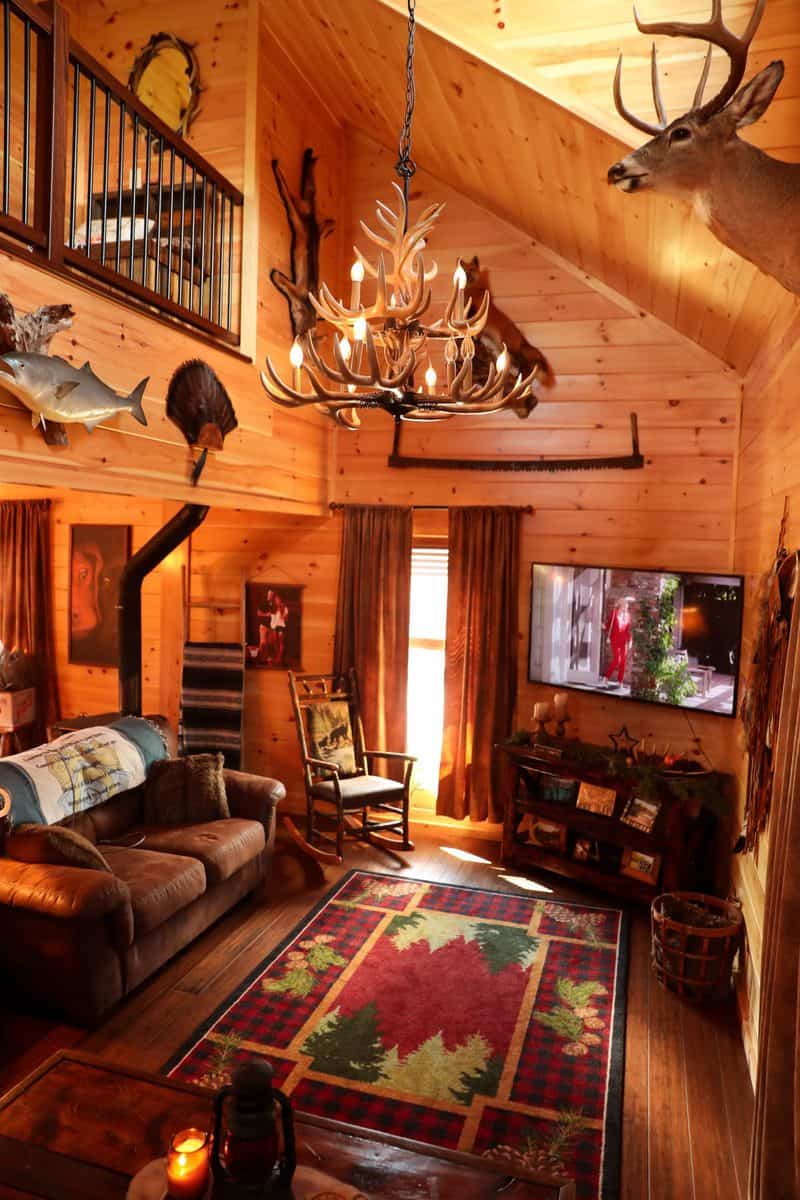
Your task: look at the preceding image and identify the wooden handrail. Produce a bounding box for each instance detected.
[68,40,244,204]
[8,0,52,34]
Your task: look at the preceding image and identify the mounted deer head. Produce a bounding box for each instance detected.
[607,1,800,295]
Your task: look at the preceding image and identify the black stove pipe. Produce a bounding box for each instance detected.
[118,502,209,716]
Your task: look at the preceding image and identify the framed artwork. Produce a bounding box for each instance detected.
[573,837,601,864]
[620,847,662,884]
[69,525,131,667]
[620,796,661,834]
[528,818,568,853]
[245,582,303,670]
[576,780,617,817]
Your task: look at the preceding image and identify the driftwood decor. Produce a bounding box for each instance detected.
[128,33,201,138]
[608,0,800,295]
[388,412,645,472]
[0,293,74,446]
[464,256,554,417]
[270,149,335,339]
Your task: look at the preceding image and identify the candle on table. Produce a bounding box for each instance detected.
[166,1129,210,1200]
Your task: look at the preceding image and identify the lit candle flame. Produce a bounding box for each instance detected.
[338,335,352,360]
[289,339,304,368]
[350,260,365,283]
[496,349,508,372]
[453,263,467,289]
[424,363,437,393]
[353,316,368,342]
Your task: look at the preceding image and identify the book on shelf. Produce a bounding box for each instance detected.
[620,796,661,834]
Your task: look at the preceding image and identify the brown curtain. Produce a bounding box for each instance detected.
[332,505,412,751]
[437,506,521,822]
[749,551,800,1200]
[0,499,59,741]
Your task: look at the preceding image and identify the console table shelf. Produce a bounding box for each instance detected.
[498,742,729,905]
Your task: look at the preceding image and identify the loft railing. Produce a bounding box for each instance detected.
[0,0,243,345]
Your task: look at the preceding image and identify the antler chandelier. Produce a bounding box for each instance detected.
[260,0,540,428]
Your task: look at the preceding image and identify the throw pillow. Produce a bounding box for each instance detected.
[7,824,112,872]
[306,700,358,777]
[143,755,230,825]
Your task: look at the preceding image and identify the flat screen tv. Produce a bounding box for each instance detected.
[528,563,744,717]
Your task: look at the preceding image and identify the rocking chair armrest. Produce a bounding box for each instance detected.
[305,756,341,776]
[364,750,418,763]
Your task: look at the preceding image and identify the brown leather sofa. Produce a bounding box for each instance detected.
[0,767,285,1027]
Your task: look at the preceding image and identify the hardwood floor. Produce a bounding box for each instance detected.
[0,827,753,1199]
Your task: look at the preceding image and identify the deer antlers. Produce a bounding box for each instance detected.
[614,0,767,135]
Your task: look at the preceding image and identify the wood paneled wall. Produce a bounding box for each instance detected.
[730,334,800,1078]
[0,0,346,515]
[334,132,743,815]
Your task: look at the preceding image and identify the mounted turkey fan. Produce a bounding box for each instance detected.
[166,359,238,485]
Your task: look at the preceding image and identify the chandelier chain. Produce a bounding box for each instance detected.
[396,0,417,207]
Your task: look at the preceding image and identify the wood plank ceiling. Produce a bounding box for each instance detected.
[265,0,800,379]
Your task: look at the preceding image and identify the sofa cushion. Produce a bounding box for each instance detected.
[102,846,205,936]
[7,824,111,872]
[143,755,230,826]
[137,819,265,885]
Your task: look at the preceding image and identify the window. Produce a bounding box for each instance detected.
[406,545,449,801]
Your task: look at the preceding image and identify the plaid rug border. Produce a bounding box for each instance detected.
[162,868,629,1200]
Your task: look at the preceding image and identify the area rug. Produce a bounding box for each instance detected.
[166,871,628,1200]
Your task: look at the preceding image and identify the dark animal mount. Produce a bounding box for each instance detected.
[0,292,74,446]
[463,256,554,417]
[270,149,335,338]
[166,360,238,485]
[389,412,644,472]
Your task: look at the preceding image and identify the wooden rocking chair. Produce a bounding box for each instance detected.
[287,669,416,865]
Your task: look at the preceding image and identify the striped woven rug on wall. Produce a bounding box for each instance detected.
[180,642,245,770]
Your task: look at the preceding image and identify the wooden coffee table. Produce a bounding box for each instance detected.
[0,1051,574,1199]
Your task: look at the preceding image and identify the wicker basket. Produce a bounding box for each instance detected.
[651,892,742,1001]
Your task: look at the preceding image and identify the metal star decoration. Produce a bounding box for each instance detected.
[609,726,641,757]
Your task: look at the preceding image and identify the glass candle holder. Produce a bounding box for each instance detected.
[166,1128,210,1200]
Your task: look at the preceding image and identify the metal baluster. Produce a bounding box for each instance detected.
[198,174,207,317]
[69,61,80,248]
[142,128,152,287]
[226,195,234,331]
[165,147,173,302]
[100,85,110,267]
[85,74,96,260]
[115,98,124,274]
[208,182,217,322]
[189,164,198,312]
[155,134,163,295]
[22,17,30,224]
[129,114,138,279]
[178,154,187,307]
[3,1,10,214]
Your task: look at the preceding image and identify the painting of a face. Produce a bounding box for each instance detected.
[69,526,131,666]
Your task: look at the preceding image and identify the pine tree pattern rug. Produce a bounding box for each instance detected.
[167,871,628,1200]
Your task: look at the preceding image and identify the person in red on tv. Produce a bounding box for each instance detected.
[603,595,634,687]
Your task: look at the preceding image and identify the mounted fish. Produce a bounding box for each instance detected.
[0,292,75,446]
[166,359,238,484]
[0,353,148,440]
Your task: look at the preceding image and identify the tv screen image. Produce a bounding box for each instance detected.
[528,563,744,717]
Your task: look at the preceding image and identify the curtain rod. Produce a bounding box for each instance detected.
[328,503,534,513]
